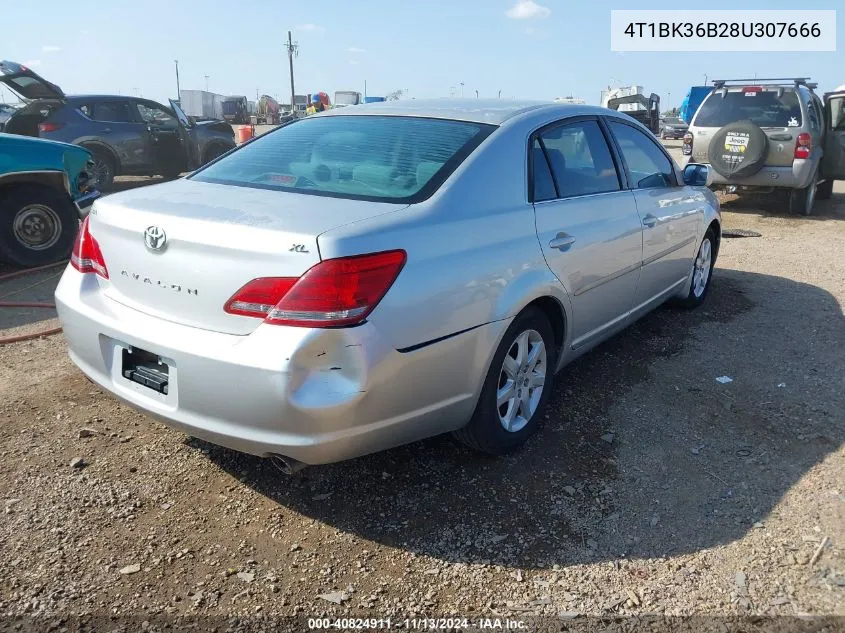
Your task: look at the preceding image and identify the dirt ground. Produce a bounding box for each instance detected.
[0,141,843,629]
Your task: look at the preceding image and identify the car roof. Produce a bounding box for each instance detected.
[66,95,143,101]
[318,98,615,126]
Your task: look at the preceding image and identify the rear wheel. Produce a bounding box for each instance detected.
[788,174,818,216]
[816,178,834,201]
[88,148,116,190]
[673,228,717,309]
[0,185,79,267]
[453,307,556,455]
[203,144,229,165]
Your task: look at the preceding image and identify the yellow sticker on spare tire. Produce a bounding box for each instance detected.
[725,132,750,153]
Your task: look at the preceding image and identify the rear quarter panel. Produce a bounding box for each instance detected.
[316,118,572,354]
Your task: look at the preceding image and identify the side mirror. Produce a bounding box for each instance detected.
[683,163,712,187]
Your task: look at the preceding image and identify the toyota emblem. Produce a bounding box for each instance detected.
[144,226,167,252]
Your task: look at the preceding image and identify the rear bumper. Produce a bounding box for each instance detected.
[54,268,506,465]
[681,156,816,189]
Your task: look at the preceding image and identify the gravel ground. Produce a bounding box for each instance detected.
[0,142,843,629]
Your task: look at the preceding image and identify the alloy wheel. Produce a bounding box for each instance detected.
[496,329,547,433]
[692,238,712,298]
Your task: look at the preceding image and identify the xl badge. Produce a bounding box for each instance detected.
[144,226,167,252]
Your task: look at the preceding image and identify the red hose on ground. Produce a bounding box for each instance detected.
[0,261,67,345]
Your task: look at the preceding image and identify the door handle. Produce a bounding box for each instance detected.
[101,128,112,134]
[549,233,576,251]
[642,214,658,228]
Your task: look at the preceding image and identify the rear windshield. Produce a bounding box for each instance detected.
[694,90,802,128]
[190,115,495,203]
[664,118,684,125]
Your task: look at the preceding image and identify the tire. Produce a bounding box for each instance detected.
[816,178,834,201]
[0,184,79,267]
[453,307,557,455]
[673,228,717,309]
[88,147,116,190]
[787,174,818,216]
[202,144,230,165]
[707,120,769,179]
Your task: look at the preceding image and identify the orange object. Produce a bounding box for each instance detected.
[236,125,255,144]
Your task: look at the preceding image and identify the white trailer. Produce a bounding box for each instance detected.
[179,89,225,120]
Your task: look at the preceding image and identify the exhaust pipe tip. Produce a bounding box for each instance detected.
[269,454,308,475]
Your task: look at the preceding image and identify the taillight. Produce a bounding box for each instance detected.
[794,132,812,160]
[682,132,693,156]
[224,250,407,328]
[70,216,109,279]
[38,122,64,133]
[742,86,763,94]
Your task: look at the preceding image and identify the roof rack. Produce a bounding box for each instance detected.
[711,78,817,90]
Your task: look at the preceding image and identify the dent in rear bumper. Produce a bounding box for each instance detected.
[55,269,508,464]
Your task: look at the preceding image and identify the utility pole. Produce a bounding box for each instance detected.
[704,73,708,85]
[204,75,209,91]
[364,79,367,100]
[174,60,181,100]
[498,90,502,99]
[459,82,464,98]
[286,31,299,116]
[475,89,479,99]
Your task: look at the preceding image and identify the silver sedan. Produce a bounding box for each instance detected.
[55,99,721,472]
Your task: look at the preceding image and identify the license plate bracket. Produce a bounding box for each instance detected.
[122,346,169,395]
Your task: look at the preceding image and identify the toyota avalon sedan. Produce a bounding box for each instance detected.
[55,99,721,472]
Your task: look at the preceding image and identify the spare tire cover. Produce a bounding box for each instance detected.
[707,120,769,179]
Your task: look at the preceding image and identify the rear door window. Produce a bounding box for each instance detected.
[694,90,802,128]
[90,101,135,123]
[531,138,557,202]
[608,121,676,189]
[534,119,621,199]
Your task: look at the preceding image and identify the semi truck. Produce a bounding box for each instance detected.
[179,89,225,121]
[221,96,249,125]
[254,94,280,124]
[334,91,362,108]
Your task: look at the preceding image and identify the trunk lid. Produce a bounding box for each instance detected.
[89,179,408,335]
[0,60,64,100]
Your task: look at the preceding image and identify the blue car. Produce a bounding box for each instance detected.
[0,132,99,267]
[0,60,236,189]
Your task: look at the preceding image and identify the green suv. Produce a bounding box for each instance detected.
[0,132,99,266]
[681,78,845,215]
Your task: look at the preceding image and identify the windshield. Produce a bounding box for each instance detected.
[694,90,802,128]
[222,101,238,115]
[190,115,495,203]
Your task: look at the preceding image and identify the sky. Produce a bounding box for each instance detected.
[2,0,842,109]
